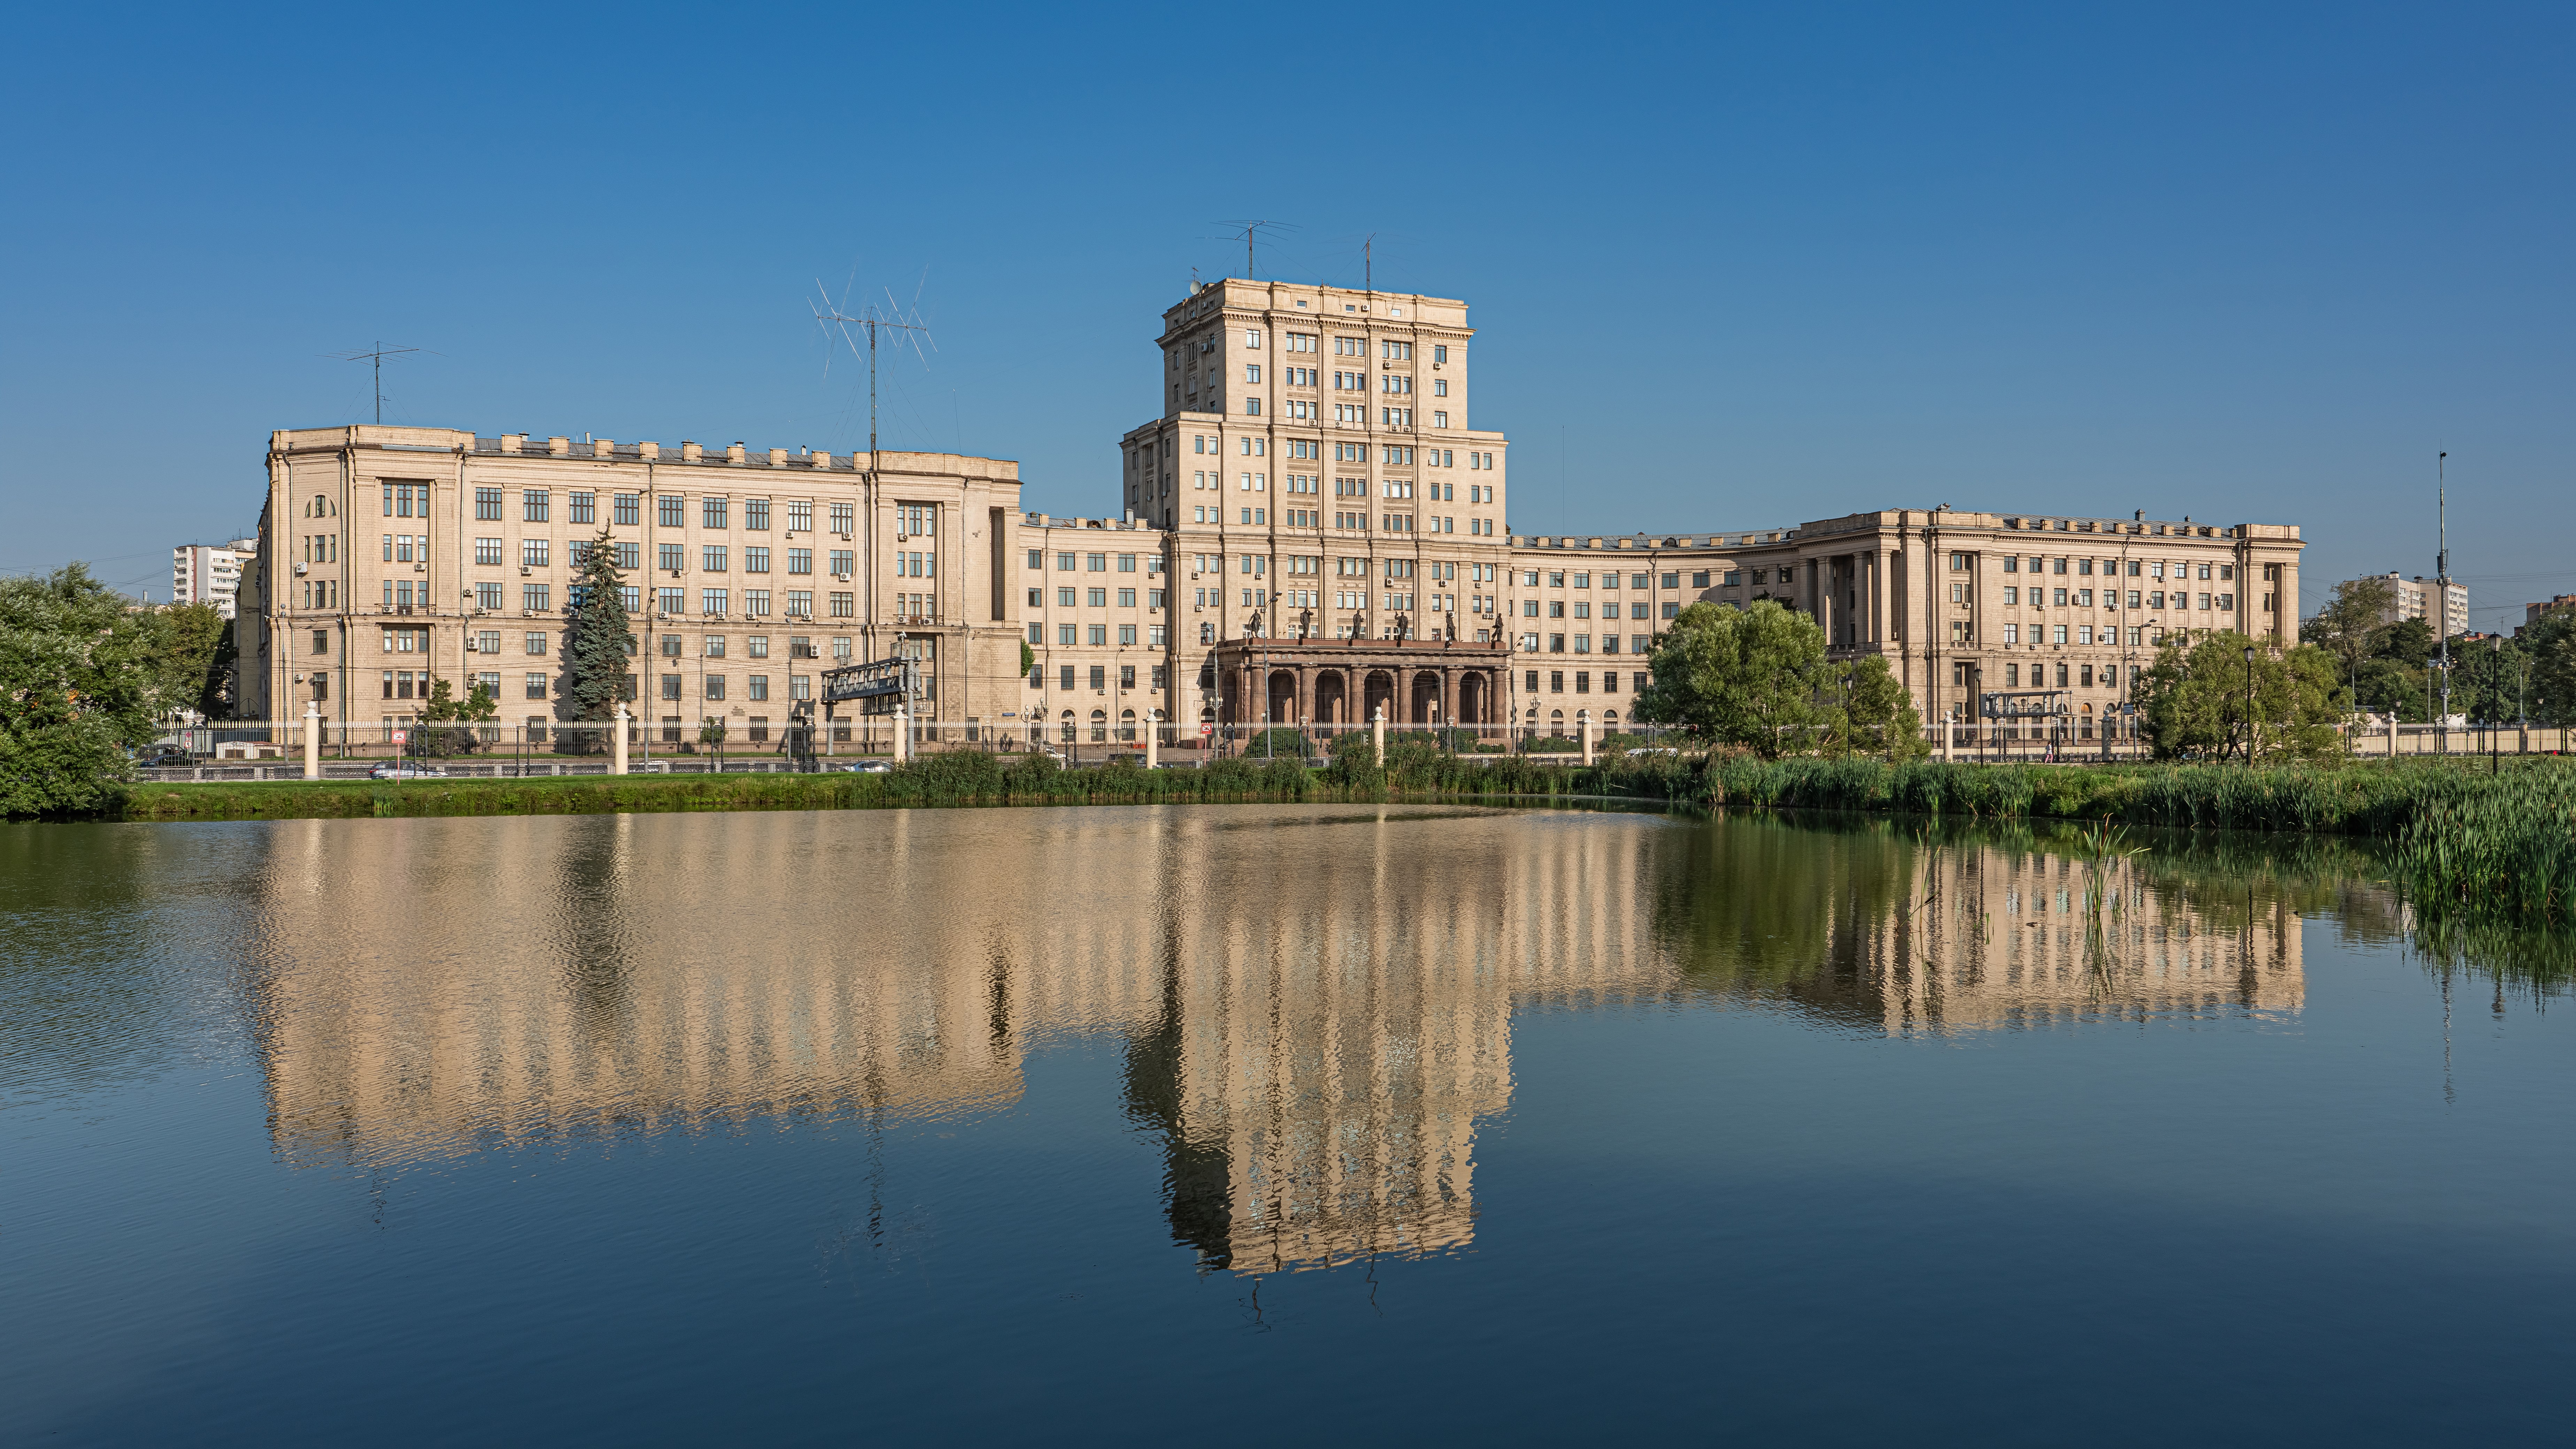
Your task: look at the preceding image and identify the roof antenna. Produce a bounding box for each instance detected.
[328,341,425,424]
[1218,220,1290,279]
[1364,233,1375,294]
[812,272,935,474]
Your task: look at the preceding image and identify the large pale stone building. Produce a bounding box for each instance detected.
[237,277,2304,746]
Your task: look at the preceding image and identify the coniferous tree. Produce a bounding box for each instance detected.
[562,528,633,752]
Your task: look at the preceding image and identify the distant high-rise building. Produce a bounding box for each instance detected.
[2524,595,2576,631]
[2348,571,2469,638]
[172,538,257,617]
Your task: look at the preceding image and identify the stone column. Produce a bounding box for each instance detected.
[1441,667,1460,739]
[1373,702,1385,762]
[1581,709,1595,765]
[614,704,630,774]
[302,702,320,780]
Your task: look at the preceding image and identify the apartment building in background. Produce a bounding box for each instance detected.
[236,276,2304,746]
[2346,571,2470,639]
[172,538,257,617]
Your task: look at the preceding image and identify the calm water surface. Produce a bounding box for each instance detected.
[3,806,2571,1444]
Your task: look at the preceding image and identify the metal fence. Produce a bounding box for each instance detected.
[140,716,1683,777]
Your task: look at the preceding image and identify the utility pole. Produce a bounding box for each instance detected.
[2438,452,2451,752]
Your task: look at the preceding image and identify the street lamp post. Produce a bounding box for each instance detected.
[2243,644,2257,765]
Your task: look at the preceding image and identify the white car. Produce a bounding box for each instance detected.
[840,760,894,774]
[368,762,446,780]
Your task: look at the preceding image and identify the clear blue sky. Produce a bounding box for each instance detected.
[3,2,2568,629]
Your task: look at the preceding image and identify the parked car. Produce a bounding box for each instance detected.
[368,763,446,780]
[139,748,193,767]
[840,759,894,774]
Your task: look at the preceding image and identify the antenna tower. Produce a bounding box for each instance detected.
[330,342,422,424]
[1217,220,1293,279]
[812,277,935,471]
[812,272,936,662]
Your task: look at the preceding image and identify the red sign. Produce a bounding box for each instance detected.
[392,730,408,745]
[1199,724,1213,737]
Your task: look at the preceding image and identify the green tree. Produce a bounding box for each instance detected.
[2524,612,2576,727]
[419,676,498,754]
[562,529,633,752]
[2303,576,2394,698]
[0,564,165,815]
[1822,653,1929,760]
[1634,600,1829,758]
[2135,630,2347,761]
[149,601,234,720]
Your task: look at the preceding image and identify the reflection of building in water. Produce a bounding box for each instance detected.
[1109,811,1666,1274]
[246,809,2303,1272]
[1648,820,2306,1032]
[253,813,1031,1168]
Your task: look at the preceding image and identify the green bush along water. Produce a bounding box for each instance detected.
[96,746,2576,935]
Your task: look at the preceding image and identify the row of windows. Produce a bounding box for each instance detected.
[1984,587,2232,611]
[1514,633,1656,655]
[1032,623,1168,647]
[1033,663,1170,692]
[1034,587,1163,609]
[1995,624,2163,647]
[1030,550,1162,573]
[1958,549,2234,581]
[1523,600,1679,620]
[464,487,854,534]
[1523,669,1645,695]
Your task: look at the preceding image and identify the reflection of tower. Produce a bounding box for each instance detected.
[1121,933,1237,1268]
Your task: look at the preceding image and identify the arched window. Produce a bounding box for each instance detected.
[1119,708,1136,741]
[1089,708,1108,742]
[1549,709,1565,735]
[1603,710,1619,730]
[1060,709,1076,743]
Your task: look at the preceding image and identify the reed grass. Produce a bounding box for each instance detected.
[97,749,2576,937]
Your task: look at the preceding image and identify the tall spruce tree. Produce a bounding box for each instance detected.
[563,528,633,751]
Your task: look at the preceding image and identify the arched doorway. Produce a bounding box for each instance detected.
[1267,669,1298,726]
[1409,671,1441,724]
[1314,671,1348,726]
[1459,672,1488,725]
[1363,670,1396,723]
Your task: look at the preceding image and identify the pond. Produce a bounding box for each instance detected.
[4,806,2570,1444]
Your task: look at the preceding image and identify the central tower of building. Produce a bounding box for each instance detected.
[1119,278,1512,725]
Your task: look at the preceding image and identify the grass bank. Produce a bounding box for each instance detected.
[1607,754,2576,931]
[97,749,2576,932]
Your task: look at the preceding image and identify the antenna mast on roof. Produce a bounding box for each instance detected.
[812,273,935,472]
[1217,220,1293,279]
[813,268,936,661]
[329,342,422,424]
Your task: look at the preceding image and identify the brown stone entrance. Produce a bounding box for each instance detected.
[1209,636,1511,740]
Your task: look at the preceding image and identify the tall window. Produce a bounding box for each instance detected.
[523,490,549,522]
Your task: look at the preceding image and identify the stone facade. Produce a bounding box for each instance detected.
[237,279,2303,744]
